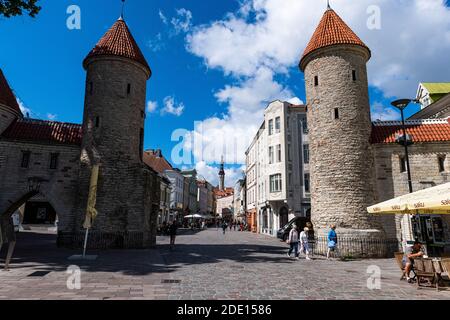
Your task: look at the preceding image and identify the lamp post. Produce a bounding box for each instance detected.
[391,99,419,242]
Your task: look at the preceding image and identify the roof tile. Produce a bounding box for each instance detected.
[300,9,369,70]
[84,18,151,76]
[1,118,82,145]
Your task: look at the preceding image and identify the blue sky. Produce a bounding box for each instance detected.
[1,0,449,186]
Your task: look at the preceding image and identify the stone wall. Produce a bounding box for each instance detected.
[373,142,450,245]
[304,45,382,235]
[0,139,80,234]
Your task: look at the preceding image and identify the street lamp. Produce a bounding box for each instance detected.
[391,99,420,242]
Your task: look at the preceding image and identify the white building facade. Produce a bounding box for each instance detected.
[165,169,185,221]
[245,101,311,236]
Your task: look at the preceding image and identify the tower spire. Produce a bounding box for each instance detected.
[120,0,126,20]
[327,0,331,10]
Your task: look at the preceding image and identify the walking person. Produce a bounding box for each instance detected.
[306,222,315,258]
[233,222,237,231]
[299,227,311,260]
[286,224,299,259]
[222,221,228,235]
[168,221,178,251]
[327,225,338,260]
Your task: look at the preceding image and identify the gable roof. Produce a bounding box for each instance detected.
[143,150,173,174]
[421,83,450,95]
[0,69,22,115]
[300,8,370,71]
[1,118,82,145]
[83,18,151,77]
[370,119,450,144]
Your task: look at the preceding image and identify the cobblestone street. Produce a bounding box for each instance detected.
[0,228,449,300]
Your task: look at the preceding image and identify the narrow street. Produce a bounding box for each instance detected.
[0,228,448,300]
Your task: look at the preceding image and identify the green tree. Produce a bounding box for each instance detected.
[0,0,41,18]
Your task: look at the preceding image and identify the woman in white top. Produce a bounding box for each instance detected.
[300,227,311,260]
[287,225,299,259]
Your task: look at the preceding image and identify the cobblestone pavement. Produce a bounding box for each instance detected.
[0,228,449,300]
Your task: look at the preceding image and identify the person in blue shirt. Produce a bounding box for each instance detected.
[327,225,338,260]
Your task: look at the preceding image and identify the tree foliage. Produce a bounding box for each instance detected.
[0,0,41,18]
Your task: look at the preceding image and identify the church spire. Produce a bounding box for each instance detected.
[219,156,225,191]
[120,0,126,20]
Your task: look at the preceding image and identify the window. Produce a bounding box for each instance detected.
[269,146,274,164]
[127,83,131,95]
[399,156,407,173]
[288,144,292,161]
[95,116,100,128]
[89,82,93,95]
[275,117,281,133]
[276,144,282,163]
[268,119,274,135]
[270,174,282,193]
[303,144,310,164]
[21,151,31,168]
[438,156,446,172]
[50,153,59,170]
[139,128,144,160]
[352,70,357,81]
[302,119,308,134]
[304,173,310,193]
[314,75,319,86]
[334,108,340,119]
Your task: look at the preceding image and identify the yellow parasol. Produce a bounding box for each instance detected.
[367,182,450,215]
[83,164,100,229]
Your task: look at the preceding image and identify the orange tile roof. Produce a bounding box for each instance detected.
[84,18,151,76]
[214,188,234,198]
[143,150,173,174]
[0,69,22,115]
[370,120,450,144]
[1,118,82,145]
[300,9,370,70]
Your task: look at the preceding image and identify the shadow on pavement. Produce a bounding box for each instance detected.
[0,230,297,277]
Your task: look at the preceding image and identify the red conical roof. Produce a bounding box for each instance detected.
[0,69,22,115]
[300,9,370,70]
[84,18,151,77]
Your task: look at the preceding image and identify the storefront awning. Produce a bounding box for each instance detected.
[367,182,450,215]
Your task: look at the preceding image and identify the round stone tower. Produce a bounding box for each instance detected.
[299,7,385,257]
[69,17,154,249]
[0,69,22,134]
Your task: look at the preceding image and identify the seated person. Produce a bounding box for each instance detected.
[403,240,424,282]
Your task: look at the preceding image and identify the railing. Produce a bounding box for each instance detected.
[310,236,400,259]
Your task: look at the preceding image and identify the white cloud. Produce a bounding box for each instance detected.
[371,102,400,121]
[147,100,158,113]
[47,113,57,121]
[162,96,185,116]
[195,161,245,188]
[16,98,31,116]
[147,33,165,52]
[171,8,193,34]
[159,10,168,25]
[184,0,450,166]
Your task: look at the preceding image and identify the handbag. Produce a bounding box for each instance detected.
[328,240,336,248]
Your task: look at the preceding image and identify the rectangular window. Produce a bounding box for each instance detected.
[21,151,31,168]
[95,116,100,128]
[269,146,274,164]
[268,119,274,135]
[89,82,93,95]
[127,83,131,95]
[334,108,340,119]
[302,119,308,134]
[399,156,407,173]
[352,70,357,81]
[288,144,292,161]
[314,75,319,86]
[276,144,282,163]
[275,117,281,133]
[50,153,59,170]
[438,156,446,172]
[139,128,144,160]
[304,173,310,193]
[270,174,282,193]
[303,145,310,164]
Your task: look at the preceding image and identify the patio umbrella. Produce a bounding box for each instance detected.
[367,182,450,215]
[184,214,203,219]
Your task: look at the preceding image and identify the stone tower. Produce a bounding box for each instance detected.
[219,156,225,191]
[0,69,22,134]
[64,17,156,249]
[299,7,384,256]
